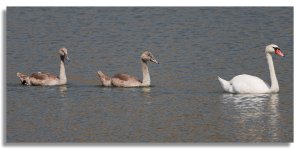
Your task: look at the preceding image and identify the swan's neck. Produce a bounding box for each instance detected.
[141,60,150,86]
[266,53,279,93]
[59,56,67,84]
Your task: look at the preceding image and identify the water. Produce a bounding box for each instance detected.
[6,7,293,142]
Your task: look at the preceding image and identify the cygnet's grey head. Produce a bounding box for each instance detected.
[141,51,159,64]
[59,47,70,62]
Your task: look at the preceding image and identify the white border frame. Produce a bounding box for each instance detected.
[1,0,298,148]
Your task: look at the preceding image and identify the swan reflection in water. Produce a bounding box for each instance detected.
[59,85,68,97]
[141,87,152,104]
[142,87,151,93]
[220,94,280,141]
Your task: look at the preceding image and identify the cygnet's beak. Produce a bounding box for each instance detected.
[150,58,159,64]
[65,54,71,62]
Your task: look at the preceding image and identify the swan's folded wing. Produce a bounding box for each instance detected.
[30,72,58,80]
[231,74,270,93]
[113,73,141,82]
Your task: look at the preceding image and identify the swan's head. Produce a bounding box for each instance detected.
[141,51,159,64]
[59,47,70,62]
[265,44,284,57]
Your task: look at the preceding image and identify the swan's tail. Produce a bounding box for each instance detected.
[97,71,112,86]
[217,76,233,93]
[17,72,30,85]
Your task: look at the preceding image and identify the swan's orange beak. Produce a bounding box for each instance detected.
[275,49,284,57]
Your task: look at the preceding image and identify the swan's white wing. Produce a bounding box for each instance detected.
[230,74,270,93]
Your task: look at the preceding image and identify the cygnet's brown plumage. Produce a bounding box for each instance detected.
[17,47,70,86]
[97,51,159,87]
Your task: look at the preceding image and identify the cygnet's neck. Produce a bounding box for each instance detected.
[59,55,67,84]
[266,53,279,93]
[141,60,150,86]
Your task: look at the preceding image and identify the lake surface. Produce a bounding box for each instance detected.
[6,7,293,142]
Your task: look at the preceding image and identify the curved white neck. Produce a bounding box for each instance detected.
[59,56,67,84]
[266,53,279,93]
[141,60,150,86]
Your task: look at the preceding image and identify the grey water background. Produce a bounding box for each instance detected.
[6,7,293,142]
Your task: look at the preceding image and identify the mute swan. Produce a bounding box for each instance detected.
[97,51,159,87]
[218,44,284,94]
[17,47,70,86]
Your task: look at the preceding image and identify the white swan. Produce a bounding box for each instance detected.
[97,51,159,87]
[218,44,284,94]
[16,47,70,86]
